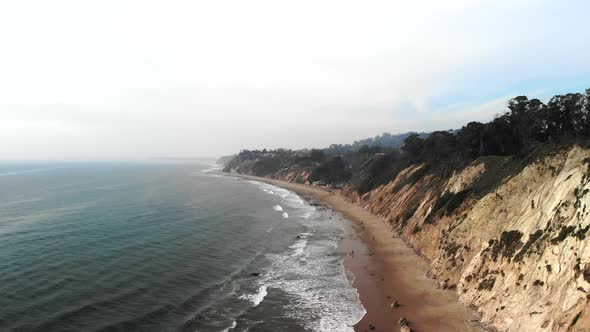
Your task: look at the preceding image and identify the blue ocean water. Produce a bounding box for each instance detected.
[0,162,364,331]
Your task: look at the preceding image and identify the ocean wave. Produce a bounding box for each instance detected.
[289,238,308,256]
[239,285,267,307]
[240,178,364,330]
[246,181,315,220]
[201,164,222,174]
[262,212,365,332]
[244,179,325,220]
[221,320,237,331]
[249,182,297,202]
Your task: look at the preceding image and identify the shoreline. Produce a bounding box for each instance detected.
[234,173,482,332]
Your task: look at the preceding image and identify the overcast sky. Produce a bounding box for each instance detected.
[0,0,589,160]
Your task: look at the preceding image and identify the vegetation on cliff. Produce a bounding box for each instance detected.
[224,88,590,193]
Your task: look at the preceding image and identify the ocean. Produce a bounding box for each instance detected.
[0,162,365,331]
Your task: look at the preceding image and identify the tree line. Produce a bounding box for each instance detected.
[225,88,590,191]
[401,90,590,166]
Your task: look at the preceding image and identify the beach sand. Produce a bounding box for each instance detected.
[237,174,482,332]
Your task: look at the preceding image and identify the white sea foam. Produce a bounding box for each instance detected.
[273,205,283,211]
[247,181,315,218]
[248,179,319,221]
[199,164,225,179]
[241,178,365,331]
[289,239,308,256]
[201,164,222,174]
[262,212,365,332]
[221,320,237,331]
[239,285,268,307]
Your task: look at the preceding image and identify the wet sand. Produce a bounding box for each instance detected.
[235,174,482,332]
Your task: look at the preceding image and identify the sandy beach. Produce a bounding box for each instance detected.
[236,174,482,332]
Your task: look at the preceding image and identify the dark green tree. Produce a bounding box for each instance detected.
[401,133,425,161]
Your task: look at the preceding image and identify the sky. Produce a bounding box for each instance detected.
[0,0,589,160]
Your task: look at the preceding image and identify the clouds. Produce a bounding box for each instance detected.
[0,0,588,159]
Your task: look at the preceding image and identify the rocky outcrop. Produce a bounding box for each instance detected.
[342,145,590,331]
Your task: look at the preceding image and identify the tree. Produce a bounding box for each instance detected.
[309,155,350,183]
[402,134,425,161]
[457,122,485,159]
[507,96,530,150]
[582,89,590,137]
[526,98,548,143]
[422,131,457,163]
[310,149,325,161]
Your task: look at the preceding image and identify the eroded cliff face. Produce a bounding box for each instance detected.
[343,145,590,332]
[224,159,312,184]
[270,168,311,183]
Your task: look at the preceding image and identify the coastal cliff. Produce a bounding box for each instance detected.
[224,144,590,331]
[340,145,590,331]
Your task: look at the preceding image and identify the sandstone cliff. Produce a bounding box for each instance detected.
[341,145,590,332]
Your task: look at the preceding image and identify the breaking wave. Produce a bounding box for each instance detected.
[239,285,268,307]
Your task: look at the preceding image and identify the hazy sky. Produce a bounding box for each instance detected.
[1,0,589,160]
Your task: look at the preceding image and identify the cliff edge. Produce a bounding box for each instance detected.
[339,145,590,331]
